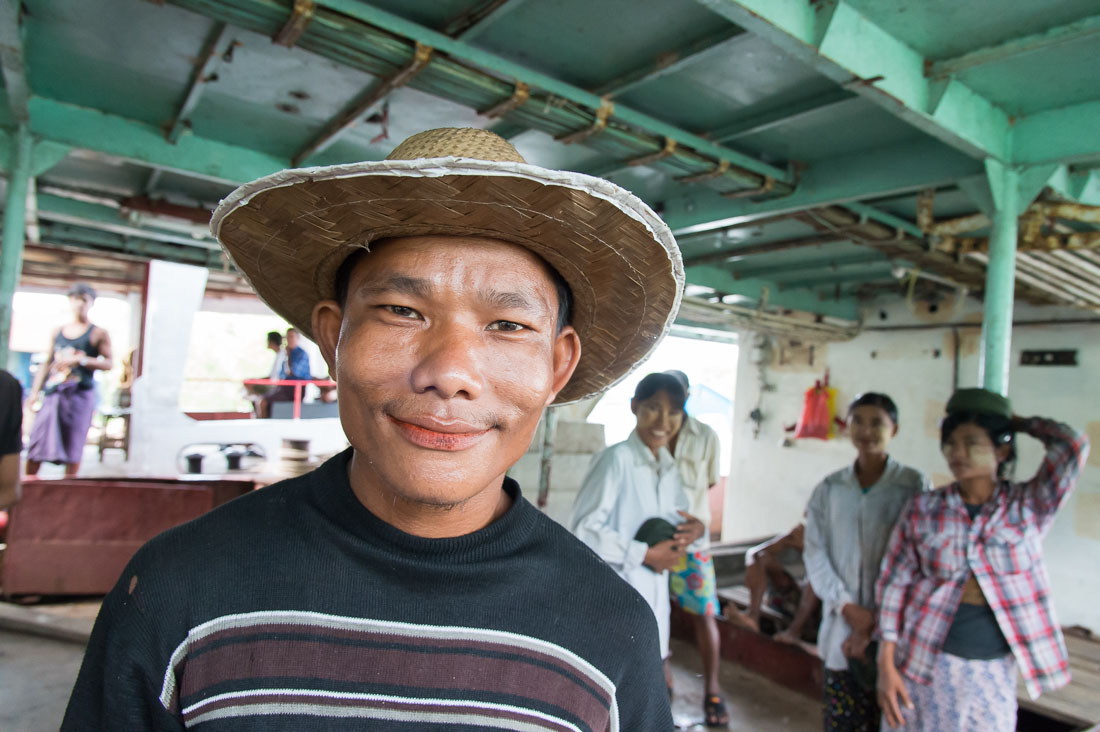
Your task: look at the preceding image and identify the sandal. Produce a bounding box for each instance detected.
[703,695,730,728]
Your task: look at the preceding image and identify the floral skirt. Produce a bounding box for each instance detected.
[669,550,719,617]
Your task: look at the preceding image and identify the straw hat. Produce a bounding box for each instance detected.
[211,127,684,404]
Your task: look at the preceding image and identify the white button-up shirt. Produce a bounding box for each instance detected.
[671,416,721,548]
[803,457,930,670]
[569,430,690,658]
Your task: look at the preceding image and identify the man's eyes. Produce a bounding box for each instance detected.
[487,320,526,332]
[378,307,527,332]
[382,305,421,318]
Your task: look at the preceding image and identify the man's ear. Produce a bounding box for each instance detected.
[543,326,582,406]
[312,300,343,380]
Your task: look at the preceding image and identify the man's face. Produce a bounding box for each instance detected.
[285,330,299,349]
[313,235,580,509]
[69,294,92,320]
[846,404,897,458]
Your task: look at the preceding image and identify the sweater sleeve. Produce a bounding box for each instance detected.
[569,447,650,574]
[61,553,186,731]
[803,479,856,611]
[611,603,675,730]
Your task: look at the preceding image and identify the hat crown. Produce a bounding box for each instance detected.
[385,127,526,164]
[945,388,1013,419]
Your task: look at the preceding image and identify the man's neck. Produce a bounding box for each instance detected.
[854,452,888,488]
[347,452,512,538]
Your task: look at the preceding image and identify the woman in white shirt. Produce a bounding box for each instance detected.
[570,373,705,700]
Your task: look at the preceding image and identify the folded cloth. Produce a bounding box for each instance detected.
[634,517,678,546]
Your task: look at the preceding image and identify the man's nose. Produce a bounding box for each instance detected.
[410,323,485,400]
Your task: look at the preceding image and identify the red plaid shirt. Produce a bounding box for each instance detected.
[876,417,1089,699]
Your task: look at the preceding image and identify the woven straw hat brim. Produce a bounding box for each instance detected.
[211,157,684,404]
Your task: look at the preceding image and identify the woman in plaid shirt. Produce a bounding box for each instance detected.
[875,389,1089,731]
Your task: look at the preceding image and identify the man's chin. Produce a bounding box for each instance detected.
[389,483,499,511]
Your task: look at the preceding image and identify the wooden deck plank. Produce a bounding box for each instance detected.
[1016,633,1100,726]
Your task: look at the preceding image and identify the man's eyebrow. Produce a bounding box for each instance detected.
[357,275,433,299]
[478,287,542,313]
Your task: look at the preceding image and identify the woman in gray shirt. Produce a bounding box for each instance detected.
[803,392,930,732]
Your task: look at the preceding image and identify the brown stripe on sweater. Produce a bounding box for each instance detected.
[179,638,609,730]
[182,691,581,731]
[185,623,610,704]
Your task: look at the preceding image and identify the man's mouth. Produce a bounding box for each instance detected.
[387,414,492,451]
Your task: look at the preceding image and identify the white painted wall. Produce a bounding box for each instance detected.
[722,297,1100,633]
[129,261,347,476]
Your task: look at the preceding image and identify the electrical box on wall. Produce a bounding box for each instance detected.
[1020,349,1078,366]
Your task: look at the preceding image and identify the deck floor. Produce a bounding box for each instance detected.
[668,637,820,730]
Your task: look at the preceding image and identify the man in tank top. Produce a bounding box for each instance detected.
[24,282,113,477]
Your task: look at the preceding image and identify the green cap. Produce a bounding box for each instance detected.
[634,517,677,546]
[945,388,1012,419]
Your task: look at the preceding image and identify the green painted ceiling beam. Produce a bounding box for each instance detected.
[314,0,793,185]
[485,120,528,141]
[0,127,71,176]
[685,265,859,320]
[929,14,1100,78]
[167,22,234,144]
[709,88,856,143]
[1012,100,1100,167]
[30,139,71,176]
[693,0,1012,162]
[38,221,225,268]
[730,252,887,281]
[779,266,896,291]
[450,0,530,41]
[26,96,288,184]
[843,201,924,239]
[34,191,218,249]
[664,137,981,234]
[0,0,29,123]
[1048,166,1100,207]
[29,192,217,252]
[166,0,788,192]
[591,27,747,98]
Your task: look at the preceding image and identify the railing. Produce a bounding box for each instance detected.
[241,378,337,419]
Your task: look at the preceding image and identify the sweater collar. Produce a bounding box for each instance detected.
[313,448,538,562]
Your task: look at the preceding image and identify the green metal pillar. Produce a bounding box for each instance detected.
[0,124,32,367]
[978,161,1020,396]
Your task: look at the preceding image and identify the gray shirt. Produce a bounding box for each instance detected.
[803,457,930,670]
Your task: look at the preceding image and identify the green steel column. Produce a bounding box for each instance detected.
[0,124,33,366]
[978,162,1020,396]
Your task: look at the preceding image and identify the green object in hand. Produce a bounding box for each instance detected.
[634,517,677,546]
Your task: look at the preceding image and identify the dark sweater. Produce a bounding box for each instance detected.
[62,450,672,731]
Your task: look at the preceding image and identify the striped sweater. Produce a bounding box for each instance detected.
[62,450,672,731]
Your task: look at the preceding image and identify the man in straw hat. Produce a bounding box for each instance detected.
[63,128,684,730]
